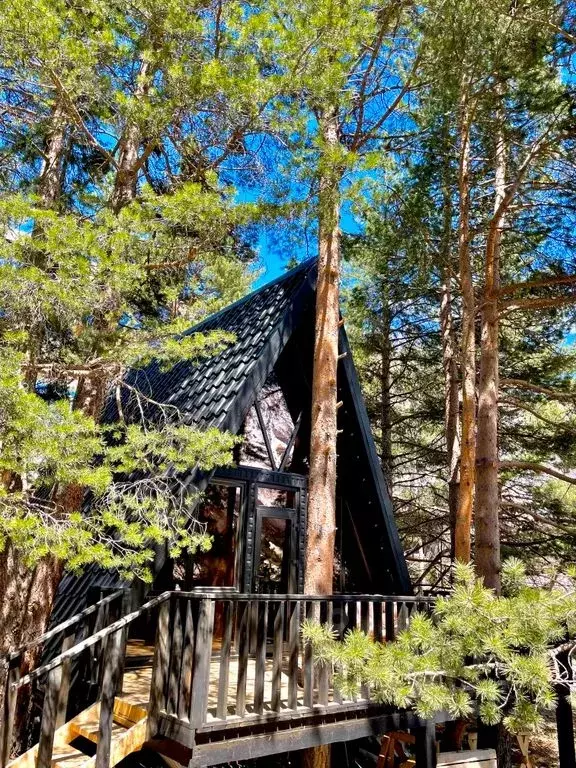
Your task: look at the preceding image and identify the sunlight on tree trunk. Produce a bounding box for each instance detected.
[475,92,506,594]
[455,80,475,564]
[304,105,340,596]
[302,104,341,768]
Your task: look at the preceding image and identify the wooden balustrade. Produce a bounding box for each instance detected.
[0,592,169,768]
[158,593,433,732]
[0,588,127,766]
[0,591,433,768]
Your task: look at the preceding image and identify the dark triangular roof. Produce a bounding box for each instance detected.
[120,259,410,592]
[118,258,317,434]
[96,259,412,598]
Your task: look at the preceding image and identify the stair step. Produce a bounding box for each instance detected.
[80,718,148,768]
[113,699,147,728]
[71,720,126,744]
[69,698,145,744]
[51,742,91,768]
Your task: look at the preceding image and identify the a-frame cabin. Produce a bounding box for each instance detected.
[51,257,411,619]
[123,255,411,597]
[1,261,447,768]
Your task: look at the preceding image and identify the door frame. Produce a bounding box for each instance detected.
[211,466,307,593]
[253,506,298,594]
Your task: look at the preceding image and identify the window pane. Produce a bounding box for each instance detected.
[192,484,241,587]
[256,517,291,594]
[256,486,296,508]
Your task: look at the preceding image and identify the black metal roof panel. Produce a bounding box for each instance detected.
[115,259,317,431]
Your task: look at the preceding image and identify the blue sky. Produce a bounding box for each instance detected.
[253,202,363,287]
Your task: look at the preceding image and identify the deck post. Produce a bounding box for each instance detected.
[37,666,62,768]
[147,598,171,740]
[95,628,125,768]
[414,720,437,768]
[556,681,576,768]
[55,625,78,728]
[189,599,215,728]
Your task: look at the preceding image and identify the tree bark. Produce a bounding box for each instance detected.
[38,98,68,209]
[25,99,70,389]
[475,99,506,593]
[0,549,64,756]
[380,307,393,494]
[441,269,460,559]
[455,80,475,564]
[0,101,95,752]
[302,105,340,768]
[439,130,460,559]
[109,59,152,213]
[304,104,340,596]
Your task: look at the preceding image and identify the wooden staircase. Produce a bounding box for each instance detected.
[0,593,168,768]
[7,700,147,768]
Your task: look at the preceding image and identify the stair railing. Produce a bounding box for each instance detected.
[0,589,128,762]
[4,589,126,666]
[0,591,171,768]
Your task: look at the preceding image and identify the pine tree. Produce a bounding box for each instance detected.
[0,0,266,663]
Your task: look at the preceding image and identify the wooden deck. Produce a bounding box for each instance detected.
[1,592,441,768]
[124,645,301,719]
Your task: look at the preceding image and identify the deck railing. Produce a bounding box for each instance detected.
[154,592,434,740]
[0,592,169,768]
[0,592,434,768]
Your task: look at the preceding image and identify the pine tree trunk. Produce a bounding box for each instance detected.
[302,105,340,768]
[38,99,68,209]
[109,59,151,213]
[380,308,393,494]
[441,270,460,559]
[0,100,70,686]
[455,82,475,564]
[475,103,506,593]
[304,104,340,595]
[110,122,141,213]
[439,129,460,559]
[3,98,69,613]
[26,99,69,388]
[0,547,64,754]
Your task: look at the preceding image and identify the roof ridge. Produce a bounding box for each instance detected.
[183,257,317,336]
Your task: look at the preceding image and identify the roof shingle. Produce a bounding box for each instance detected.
[116,258,317,430]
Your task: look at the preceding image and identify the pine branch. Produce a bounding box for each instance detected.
[500,379,576,401]
[501,294,576,311]
[500,397,569,428]
[499,273,576,297]
[500,461,576,484]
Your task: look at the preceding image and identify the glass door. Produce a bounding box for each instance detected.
[253,509,297,594]
[206,466,307,594]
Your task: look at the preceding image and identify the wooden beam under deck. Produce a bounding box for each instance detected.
[186,710,446,767]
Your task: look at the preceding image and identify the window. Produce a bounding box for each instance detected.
[255,485,296,509]
[191,483,242,587]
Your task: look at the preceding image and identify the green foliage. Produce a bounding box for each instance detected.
[303,561,576,732]
[0,343,242,579]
